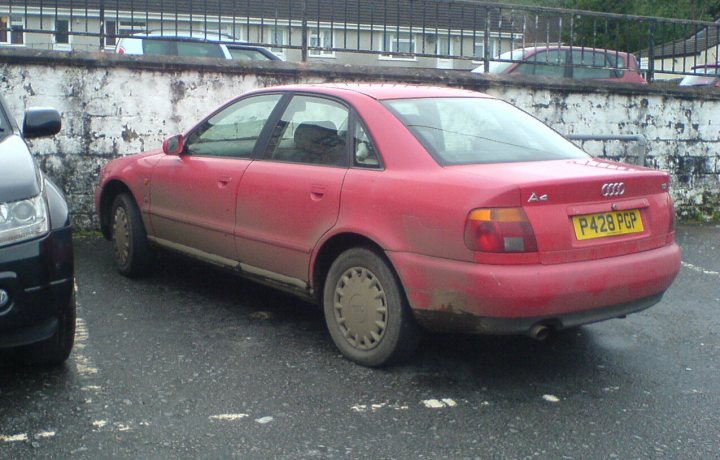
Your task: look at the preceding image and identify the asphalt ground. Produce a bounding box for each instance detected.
[1,224,719,459]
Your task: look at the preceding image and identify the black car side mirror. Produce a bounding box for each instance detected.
[22,108,62,139]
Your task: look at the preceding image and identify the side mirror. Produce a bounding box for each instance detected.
[22,108,61,139]
[162,134,185,155]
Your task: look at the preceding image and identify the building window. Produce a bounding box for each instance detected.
[309,29,334,57]
[473,39,498,62]
[380,32,416,60]
[0,16,24,45]
[265,25,287,57]
[105,20,117,47]
[435,35,453,57]
[55,19,70,44]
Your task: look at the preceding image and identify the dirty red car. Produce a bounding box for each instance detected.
[95,84,680,366]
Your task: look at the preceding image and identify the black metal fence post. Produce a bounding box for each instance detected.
[647,19,656,83]
[483,6,490,72]
[301,0,308,62]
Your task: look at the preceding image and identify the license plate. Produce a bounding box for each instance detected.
[572,209,644,240]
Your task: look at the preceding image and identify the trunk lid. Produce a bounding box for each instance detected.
[450,159,674,264]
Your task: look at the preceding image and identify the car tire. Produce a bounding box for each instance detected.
[323,247,420,367]
[111,193,153,277]
[19,287,76,366]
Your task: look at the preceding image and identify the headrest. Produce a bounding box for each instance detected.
[294,122,337,146]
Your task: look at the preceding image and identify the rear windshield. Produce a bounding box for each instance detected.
[383,97,589,165]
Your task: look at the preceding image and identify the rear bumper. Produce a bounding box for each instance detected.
[388,243,681,334]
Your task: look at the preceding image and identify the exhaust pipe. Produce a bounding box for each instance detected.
[529,323,551,341]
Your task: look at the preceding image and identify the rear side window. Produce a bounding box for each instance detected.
[263,95,349,166]
[514,50,567,77]
[572,51,618,79]
[383,97,588,165]
[142,39,225,58]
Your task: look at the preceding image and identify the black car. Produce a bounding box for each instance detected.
[0,95,75,366]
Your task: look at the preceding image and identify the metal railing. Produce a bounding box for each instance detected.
[0,1,718,81]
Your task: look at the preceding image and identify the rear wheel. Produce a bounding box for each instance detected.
[111,193,153,277]
[323,247,420,367]
[19,287,76,367]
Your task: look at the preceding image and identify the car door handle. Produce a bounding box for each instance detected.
[310,185,327,200]
[218,175,232,187]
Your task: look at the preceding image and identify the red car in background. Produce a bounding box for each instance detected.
[473,46,647,84]
[95,84,679,366]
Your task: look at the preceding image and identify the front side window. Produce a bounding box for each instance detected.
[185,94,282,158]
[264,95,349,166]
[383,97,588,165]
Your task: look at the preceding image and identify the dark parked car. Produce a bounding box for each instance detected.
[95,84,679,367]
[0,95,75,366]
[473,46,647,84]
[679,64,720,88]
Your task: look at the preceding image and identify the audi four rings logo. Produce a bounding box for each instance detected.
[601,182,625,197]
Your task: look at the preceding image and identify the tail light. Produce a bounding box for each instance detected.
[117,47,125,54]
[464,207,538,253]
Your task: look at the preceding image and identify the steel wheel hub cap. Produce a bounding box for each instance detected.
[333,266,388,350]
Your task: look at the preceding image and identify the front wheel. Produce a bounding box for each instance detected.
[323,247,420,367]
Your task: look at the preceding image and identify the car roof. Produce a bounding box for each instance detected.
[518,45,631,56]
[264,83,492,100]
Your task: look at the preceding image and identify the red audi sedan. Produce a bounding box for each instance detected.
[95,84,680,366]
